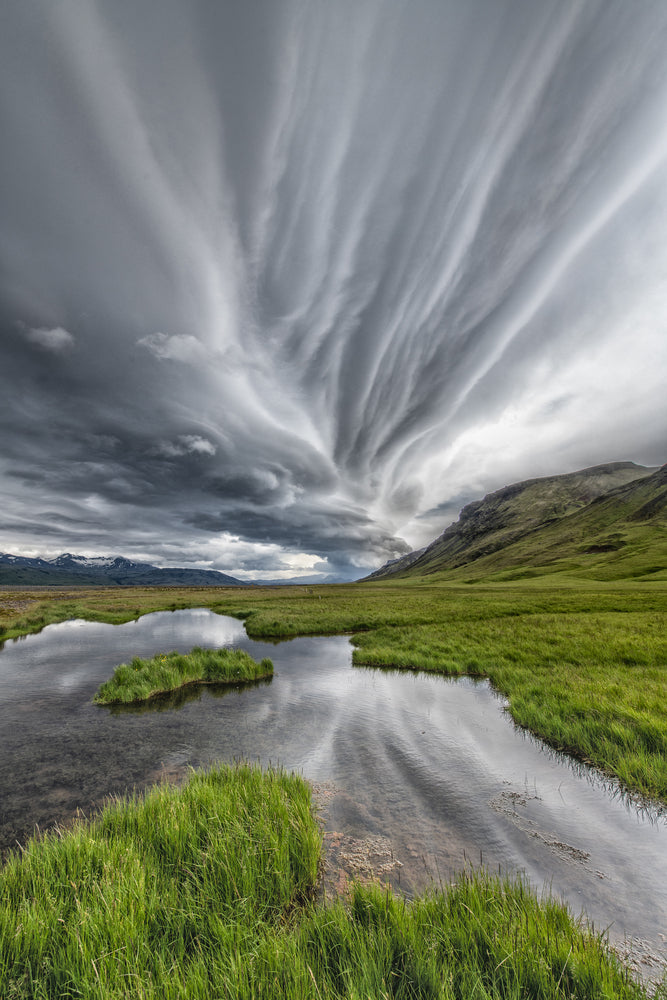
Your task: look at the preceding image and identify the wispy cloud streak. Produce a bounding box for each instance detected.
[1,0,666,577]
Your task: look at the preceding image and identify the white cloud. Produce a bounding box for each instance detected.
[26,326,75,350]
[137,331,207,363]
[180,434,216,456]
[152,434,216,457]
[163,534,328,581]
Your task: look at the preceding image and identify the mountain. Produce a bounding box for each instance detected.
[0,553,244,587]
[365,461,666,583]
[365,547,428,580]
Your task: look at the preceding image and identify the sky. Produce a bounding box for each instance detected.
[1,0,666,582]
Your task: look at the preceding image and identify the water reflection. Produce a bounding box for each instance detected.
[0,608,665,981]
[105,676,274,715]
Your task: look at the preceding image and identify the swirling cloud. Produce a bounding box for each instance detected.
[1,0,666,579]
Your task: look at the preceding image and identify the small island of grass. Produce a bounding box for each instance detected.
[93,645,273,705]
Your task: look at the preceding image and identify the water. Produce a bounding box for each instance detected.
[1,609,666,977]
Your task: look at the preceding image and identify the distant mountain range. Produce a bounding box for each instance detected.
[0,552,244,587]
[3,460,665,588]
[365,461,666,583]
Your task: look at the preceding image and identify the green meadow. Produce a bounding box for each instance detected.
[0,763,656,999]
[1,581,666,994]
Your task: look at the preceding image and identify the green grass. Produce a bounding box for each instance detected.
[0,764,319,999]
[290,877,653,1000]
[352,610,667,801]
[0,764,656,999]
[413,518,667,585]
[93,646,273,704]
[1,580,666,803]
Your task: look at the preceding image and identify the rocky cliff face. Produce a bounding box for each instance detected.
[364,546,427,581]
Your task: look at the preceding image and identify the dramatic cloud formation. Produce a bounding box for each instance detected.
[1,0,666,580]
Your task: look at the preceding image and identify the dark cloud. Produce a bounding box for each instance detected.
[1,0,666,580]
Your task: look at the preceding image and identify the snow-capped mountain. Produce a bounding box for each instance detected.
[0,552,244,587]
[52,554,118,569]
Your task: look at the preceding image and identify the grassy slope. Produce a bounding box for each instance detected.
[378,462,657,580]
[0,764,653,999]
[94,646,273,704]
[401,465,667,584]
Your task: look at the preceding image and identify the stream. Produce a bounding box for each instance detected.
[1,608,665,981]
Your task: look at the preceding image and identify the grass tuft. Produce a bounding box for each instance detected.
[93,645,273,704]
[0,765,656,998]
[0,764,320,998]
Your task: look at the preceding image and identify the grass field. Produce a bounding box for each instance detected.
[1,583,666,994]
[1,579,665,804]
[0,763,656,1000]
[93,645,273,704]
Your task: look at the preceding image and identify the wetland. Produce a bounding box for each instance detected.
[1,603,666,987]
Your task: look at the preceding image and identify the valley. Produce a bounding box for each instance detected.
[1,461,665,997]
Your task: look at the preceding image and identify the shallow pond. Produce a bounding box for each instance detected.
[1,608,666,978]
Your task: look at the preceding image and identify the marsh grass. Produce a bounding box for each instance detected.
[1,581,666,802]
[0,764,320,999]
[93,645,273,704]
[0,764,655,999]
[287,877,654,1000]
[352,610,667,801]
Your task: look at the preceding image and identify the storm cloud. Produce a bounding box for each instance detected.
[1,0,666,580]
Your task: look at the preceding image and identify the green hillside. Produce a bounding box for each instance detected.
[378,463,666,583]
